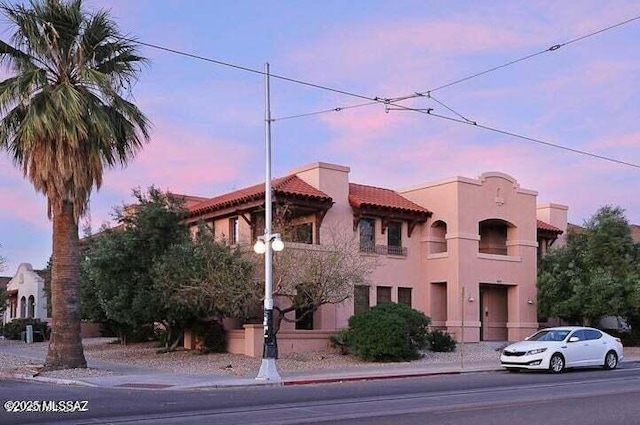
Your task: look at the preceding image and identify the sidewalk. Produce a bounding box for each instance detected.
[1,341,638,391]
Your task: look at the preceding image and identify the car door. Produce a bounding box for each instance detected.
[564,329,589,366]
[583,329,607,366]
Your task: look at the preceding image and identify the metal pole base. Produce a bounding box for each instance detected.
[256,358,282,381]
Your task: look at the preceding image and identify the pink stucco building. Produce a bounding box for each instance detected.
[184,162,566,353]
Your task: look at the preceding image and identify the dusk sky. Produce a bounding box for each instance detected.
[1,0,639,276]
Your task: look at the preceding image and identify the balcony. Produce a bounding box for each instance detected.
[359,244,407,257]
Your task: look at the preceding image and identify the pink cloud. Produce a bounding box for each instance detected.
[102,124,257,196]
[0,185,49,229]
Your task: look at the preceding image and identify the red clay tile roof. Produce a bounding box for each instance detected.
[189,175,332,216]
[537,219,563,234]
[349,183,430,214]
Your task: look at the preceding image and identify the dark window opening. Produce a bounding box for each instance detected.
[27,295,35,318]
[359,218,376,253]
[295,305,314,330]
[354,285,370,316]
[290,223,313,244]
[479,220,508,255]
[376,286,392,304]
[387,221,403,255]
[398,287,412,307]
[20,296,26,318]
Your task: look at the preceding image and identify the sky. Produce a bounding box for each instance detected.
[1,0,639,276]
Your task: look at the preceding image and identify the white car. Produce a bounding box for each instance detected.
[500,326,624,373]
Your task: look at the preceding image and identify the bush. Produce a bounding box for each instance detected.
[346,303,431,362]
[3,318,50,341]
[329,329,352,355]
[193,320,227,354]
[370,303,431,349]
[427,329,457,352]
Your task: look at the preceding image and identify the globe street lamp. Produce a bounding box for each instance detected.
[255,63,282,381]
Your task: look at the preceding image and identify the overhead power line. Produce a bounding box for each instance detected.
[3,5,639,169]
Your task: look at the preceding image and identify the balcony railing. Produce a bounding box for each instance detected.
[359,244,407,257]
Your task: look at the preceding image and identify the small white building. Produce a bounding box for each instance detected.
[3,263,48,324]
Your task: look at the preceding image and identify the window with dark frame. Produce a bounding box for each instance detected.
[387,221,402,255]
[354,285,370,316]
[295,305,314,330]
[27,295,35,318]
[398,287,412,307]
[359,218,376,253]
[19,296,26,318]
[376,286,392,304]
[291,222,313,244]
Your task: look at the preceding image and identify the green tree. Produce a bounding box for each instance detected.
[538,206,640,327]
[151,225,256,351]
[82,187,185,344]
[0,0,149,370]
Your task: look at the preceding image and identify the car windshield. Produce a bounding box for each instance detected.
[527,330,570,342]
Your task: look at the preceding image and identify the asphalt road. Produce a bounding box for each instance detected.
[1,363,640,425]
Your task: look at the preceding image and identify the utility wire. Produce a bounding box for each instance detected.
[408,13,640,98]
[3,5,639,168]
[403,107,640,169]
[274,12,640,121]
[271,101,379,122]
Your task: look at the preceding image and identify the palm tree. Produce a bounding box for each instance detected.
[0,0,150,370]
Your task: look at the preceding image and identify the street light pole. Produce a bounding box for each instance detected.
[256,62,281,381]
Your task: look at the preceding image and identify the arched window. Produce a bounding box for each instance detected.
[28,295,35,318]
[20,296,26,318]
[430,220,448,254]
[479,219,512,255]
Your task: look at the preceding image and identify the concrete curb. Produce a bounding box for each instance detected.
[282,367,503,386]
[0,371,99,387]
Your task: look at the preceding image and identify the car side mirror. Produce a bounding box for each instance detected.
[568,336,580,343]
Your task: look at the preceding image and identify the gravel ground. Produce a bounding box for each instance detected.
[0,337,504,380]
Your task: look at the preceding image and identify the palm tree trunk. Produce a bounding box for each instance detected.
[44,201,87,370]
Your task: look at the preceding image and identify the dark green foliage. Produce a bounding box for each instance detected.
[82,187,255,350]
[81,187,188,344]
[192,320,227,354]
[346,303,431,362]
[538,206,640,329]
[426,329,457,352]
[3,318,49,340]
[369,302,431,348]
[329,329,352,355]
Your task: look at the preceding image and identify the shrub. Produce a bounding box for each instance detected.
[329,329,352,355]
[346,303,431,362]
[370,303,431,349]
[193,320,227,354]
[427,329,457,352]
[3,318,50,341]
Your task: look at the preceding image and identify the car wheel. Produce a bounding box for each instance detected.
[549,353,565,374]
[603,351,618,370]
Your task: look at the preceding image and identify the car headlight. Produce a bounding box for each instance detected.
[525,348,547,355]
